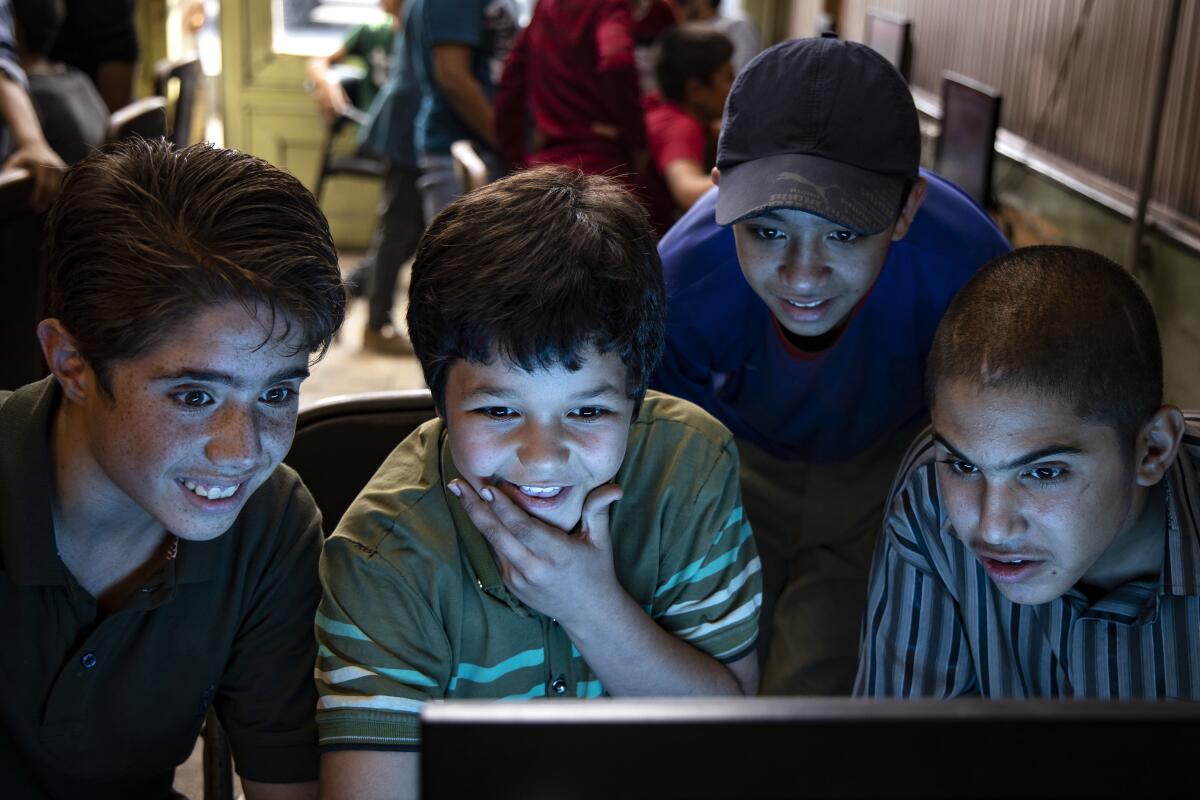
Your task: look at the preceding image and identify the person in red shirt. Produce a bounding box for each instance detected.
[644,24,732,223]
[494,1,649,190]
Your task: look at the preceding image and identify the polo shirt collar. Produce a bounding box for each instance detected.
[437,430,528,615]
[1,378,69,586]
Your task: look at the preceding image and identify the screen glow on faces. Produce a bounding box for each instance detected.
[442,348,636,532]
[80,302,310,542]
[732,207,895,341]
[930,380,1155,606]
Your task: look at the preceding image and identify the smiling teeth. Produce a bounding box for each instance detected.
[786,298,824,308]
[184,481,239,499]
[519,485,562,497]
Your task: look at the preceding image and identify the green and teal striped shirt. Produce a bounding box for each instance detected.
[316,392,762,748]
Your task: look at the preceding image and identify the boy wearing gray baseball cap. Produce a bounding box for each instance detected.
[651,36,1010,695]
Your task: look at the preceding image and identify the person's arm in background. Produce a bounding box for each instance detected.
[319,751,418,800]
[307,42,353,122]
[0,1,64,211]
[594,1,645,164]
[431,42,495,148]
[493,25,529,167]
[663,158,713,209]
[650,111,711,211]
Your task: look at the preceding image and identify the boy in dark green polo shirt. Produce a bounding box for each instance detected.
[0,139,345,798]
[316,167,763,799]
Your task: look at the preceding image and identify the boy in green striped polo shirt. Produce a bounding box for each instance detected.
[316,166,763,798]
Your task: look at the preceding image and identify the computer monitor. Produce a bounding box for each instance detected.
[864,8,912,82]
[421,697,1199,798]
[936,72,1003,210]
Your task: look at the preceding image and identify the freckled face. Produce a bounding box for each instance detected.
[931,380,1147,605]
[79,302,311,541]
[442,349,635,531]
[732,208,895,340]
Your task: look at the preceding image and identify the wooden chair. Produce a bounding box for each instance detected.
[285,389,438,529]
[105,96,168,144]
[153,55,202,146]
[0,168,49,390]
[935,72,1003,210]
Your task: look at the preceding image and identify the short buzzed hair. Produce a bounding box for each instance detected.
[927,245,1162,442]
[407,166,665,414]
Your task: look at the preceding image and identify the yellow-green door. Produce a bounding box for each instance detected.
[219,0,379,248]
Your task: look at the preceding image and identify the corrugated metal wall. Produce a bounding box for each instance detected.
[839,0,1200,226]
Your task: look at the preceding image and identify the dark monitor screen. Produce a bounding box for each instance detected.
[864,9,912,81]
[421,697,1200,798]
[937,72,1002,208]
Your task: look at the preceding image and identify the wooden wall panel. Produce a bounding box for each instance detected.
[837,0,1200,224]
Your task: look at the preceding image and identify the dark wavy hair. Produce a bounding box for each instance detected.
[44,138,346,395]
[407,166,666,414]
[927,245,1162,444]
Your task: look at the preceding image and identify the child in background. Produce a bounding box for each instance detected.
[644,24,732,219]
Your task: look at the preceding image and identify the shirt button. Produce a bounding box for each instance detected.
[551,677,567,695]
[80,652,97,669]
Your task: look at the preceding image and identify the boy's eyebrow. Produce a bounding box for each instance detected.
[569,383,625,400]
[463,383,625,401]
[463,384,517,400]
[151,367,311,388]
[744,210,785,223]
[933,433,1084,471]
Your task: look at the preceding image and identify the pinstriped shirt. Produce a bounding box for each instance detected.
[315,393,762,748]
[855,414,1200,699]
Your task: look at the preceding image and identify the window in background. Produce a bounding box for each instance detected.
[273,0,389,57]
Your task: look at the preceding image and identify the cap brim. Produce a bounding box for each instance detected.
[715,153,906,235]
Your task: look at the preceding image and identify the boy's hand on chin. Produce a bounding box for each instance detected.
[448,479,625,625]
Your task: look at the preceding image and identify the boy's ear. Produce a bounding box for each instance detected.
[1134,405,1186,486]
[891,176,928,241]
[37,319,94,405]
[711,167,720,185]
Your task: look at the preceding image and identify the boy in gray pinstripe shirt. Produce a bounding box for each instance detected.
[856,245,1200,698]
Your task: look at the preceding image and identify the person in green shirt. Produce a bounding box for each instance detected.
[306,0,399,121]
[316,166,763,799]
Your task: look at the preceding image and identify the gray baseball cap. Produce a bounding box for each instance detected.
[715,37,920,234]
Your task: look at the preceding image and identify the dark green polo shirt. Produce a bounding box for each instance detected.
[0,379,322,798]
